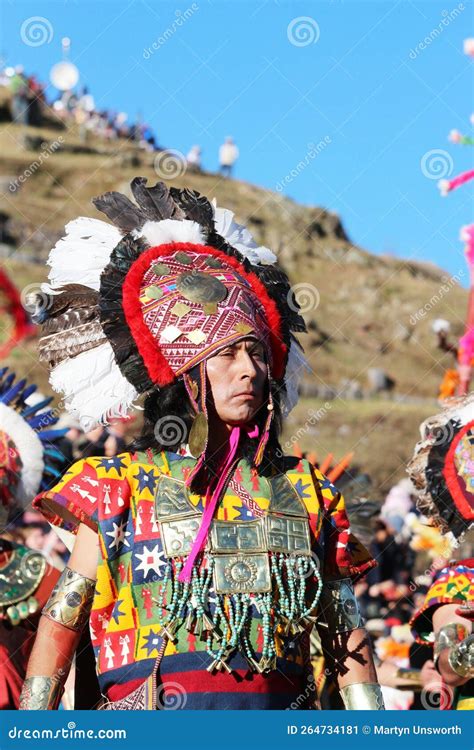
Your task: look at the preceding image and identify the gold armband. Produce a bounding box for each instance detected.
[318,578,365,633]
[42,566,95,631]
[19,675,64,710]
[340,682,385,710]
[393,667,423,691]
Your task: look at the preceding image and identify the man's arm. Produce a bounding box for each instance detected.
[432,603,473,687]
[19,523,99,710]
[317,578,384,709]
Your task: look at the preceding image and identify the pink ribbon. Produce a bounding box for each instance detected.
[178,422,259,582]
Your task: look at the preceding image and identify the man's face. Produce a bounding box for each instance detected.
[206,337,268,426]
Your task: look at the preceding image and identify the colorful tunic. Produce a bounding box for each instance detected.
[410,559,474,710]
[33,451,375,710]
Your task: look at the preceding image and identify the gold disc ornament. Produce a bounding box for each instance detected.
[176,272,228,304]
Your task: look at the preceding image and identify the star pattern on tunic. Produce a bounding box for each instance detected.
[293,479,312,499]
[319,477,337,495]
[143,629,163,656]
[134,544,167,579]
[111,599,126,624]
[105,519,131,551]
[233,503,255,521]
[96,456,128,473]
[134,467,157,494]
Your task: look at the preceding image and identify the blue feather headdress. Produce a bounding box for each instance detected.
[0,367,68,518]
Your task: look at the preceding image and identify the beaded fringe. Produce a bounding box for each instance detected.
[154,552,322,673]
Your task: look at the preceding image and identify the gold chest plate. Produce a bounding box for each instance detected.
[154,472,312,593]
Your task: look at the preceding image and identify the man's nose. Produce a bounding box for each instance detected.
[238,349,258,379]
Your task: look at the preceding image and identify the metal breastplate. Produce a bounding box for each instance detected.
[155,472,312,595]
[0,544,45,625]
[151,465,322,673]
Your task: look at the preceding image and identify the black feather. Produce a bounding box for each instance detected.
[92,192,146,233]
[169,187,214,230]
[130,177,185,222]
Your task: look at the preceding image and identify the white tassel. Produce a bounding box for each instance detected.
[0,402,44,505]
[134,219,205,248]
[212,203,277,265]
[281,342,310,416]
[50,343,138,431]
[47,217,122,291]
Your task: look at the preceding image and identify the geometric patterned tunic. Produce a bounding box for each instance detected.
[33,451,375,709]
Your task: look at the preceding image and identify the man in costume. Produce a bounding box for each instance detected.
[21,178,384,710]
[408,394,474,709]
[0,368,65,708]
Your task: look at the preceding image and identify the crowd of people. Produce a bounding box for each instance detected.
[1,65,240,175]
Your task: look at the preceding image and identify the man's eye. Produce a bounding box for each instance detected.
[250,348,264,359]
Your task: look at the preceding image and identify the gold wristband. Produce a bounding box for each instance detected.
[448,634,474,678]
[434,622,470,671]
[393,668,423,691]
[42,566,95,631]
[340,682,385,710]
[319,578,365,634]
[19,676,64,710]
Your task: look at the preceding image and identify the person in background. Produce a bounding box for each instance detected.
[187,144,202,172]
[219,135,239,177]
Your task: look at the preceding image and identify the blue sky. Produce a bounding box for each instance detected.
[2,0,473,282]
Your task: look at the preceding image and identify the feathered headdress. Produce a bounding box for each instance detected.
[0,367,67,530]
[407,392,474,541]
[36,178,308,431]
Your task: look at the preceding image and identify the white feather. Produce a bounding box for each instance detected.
[0,402,44,505]
[47,217,122,291]
[49,343,138,431]
[452,395,474,425]
[281,342,310,416]
[134,219,205,248]
[49,524,76,553]
[212,204,277,265]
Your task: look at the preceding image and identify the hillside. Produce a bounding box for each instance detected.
[0,120,467,494]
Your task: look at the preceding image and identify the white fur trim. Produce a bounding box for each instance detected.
[281,342,310,416]
[49,342,138,431]
[212,203,277,265]
[47,217,122,291]
[134,219,205,248]
[0,402,44,505]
